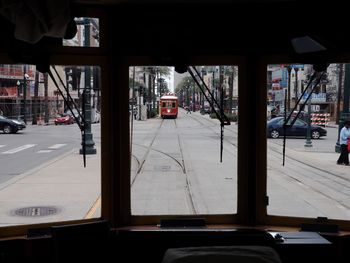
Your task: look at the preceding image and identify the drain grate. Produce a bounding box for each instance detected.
[14,206,59,217]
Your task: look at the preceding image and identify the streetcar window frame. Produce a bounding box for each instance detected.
[127,60,243,225]
[0,8,108,238]
[3,5,350,239]
[263,56,350,230]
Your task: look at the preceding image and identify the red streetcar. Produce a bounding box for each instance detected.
[160,94,178,119]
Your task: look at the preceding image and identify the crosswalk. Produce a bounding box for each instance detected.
[0,144,67,154]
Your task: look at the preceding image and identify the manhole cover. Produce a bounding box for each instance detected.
[154,165,171,171]
[14,206,59,217]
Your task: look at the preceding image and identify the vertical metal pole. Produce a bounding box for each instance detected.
[22,65,27,124]
[294,68,299,108]
[44,73,49,124]
[305,83,313,147]
[287,66,292,112]
[80,18,96,155]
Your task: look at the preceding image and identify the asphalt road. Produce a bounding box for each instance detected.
[0,123,100,184]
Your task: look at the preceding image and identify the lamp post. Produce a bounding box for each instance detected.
[294,67,299,107]
[305,82,313,148]
[192,85,196,112]
[16,68,29,124]
[80,18,96,155]
[201,67,206,112]
[287,66,292,112]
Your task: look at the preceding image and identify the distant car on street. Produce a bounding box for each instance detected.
[0,115,26,134]
[267,116,327,139]
[54,113,74,125]
[64,108,100,123]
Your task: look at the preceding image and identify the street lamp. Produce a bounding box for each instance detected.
[201,67,206,111]
[16,72,30,124]
[305,81,313,148]
[79,18,96,155]
[287,66,292,112]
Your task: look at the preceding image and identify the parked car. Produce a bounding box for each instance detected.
[64,108,100,123]
[267,116,327,139]
[0,115,26,134]
[54,113,74,125]
[92,109,100,123]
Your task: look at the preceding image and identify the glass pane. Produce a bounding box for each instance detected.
[130,66,238,215]
[63,17,99,47]
[0,64,101,226]
[267,63,350,220]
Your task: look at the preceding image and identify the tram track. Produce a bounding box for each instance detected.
[131,119,164,187]
[190,112,350,211]
[267,144,350,209]
[131,117,197,214]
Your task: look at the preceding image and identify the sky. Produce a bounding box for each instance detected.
[166,67,174,92]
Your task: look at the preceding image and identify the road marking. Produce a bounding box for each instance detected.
[37,150,53,153]
[1,144,36,154]
[84,195,101,219]
[0,145,5,148]
[48,144,66,149]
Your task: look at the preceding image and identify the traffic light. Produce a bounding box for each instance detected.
[139,86,144,95]
[65,67,78,90]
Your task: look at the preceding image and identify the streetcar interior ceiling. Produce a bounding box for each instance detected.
[1,0,350,262]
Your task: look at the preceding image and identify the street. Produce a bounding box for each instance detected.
[131,108,350,220]
[0,123,100,184]
[0,122,101,227]
[0,110,348,226]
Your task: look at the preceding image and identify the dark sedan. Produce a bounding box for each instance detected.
[0,115,26,134]
[267,117,327,139]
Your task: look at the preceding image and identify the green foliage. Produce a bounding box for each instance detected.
[210,112,238,122]
[149,108,158,118]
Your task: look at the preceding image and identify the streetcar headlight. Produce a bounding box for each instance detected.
[167,109,170,113]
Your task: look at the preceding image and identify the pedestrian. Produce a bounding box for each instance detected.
[337,120,350,166]
[133,106,138,120]
[186,106,191,114]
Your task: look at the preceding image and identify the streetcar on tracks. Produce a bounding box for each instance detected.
[160,94,178,119]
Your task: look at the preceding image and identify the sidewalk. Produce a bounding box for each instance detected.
[0,146,101,227]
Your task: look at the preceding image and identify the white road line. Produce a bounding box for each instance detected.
[48,144,66,149]
[37,150,53,153]
[0,145,5,148]
[1,144,37,154]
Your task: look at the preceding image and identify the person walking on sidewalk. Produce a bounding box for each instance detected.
[337,120,350,165]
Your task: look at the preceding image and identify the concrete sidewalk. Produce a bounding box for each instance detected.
[0,113,343,227]
[0,146,101,227]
